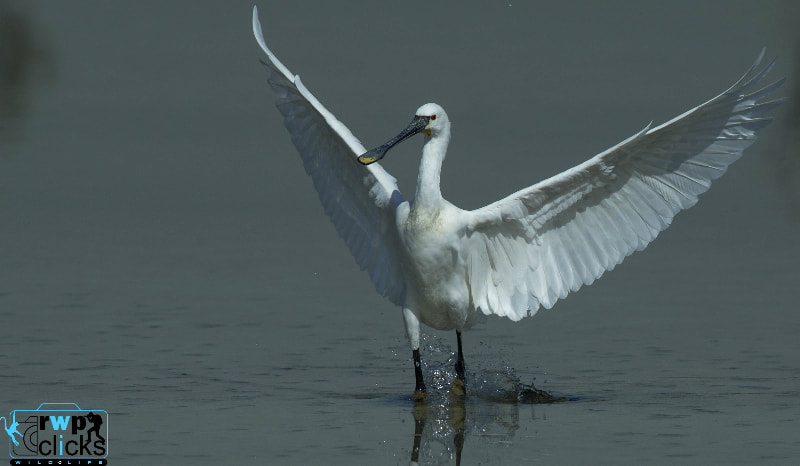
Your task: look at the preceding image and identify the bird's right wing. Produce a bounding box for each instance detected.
[253,7,407,305]
[460,49,785,320]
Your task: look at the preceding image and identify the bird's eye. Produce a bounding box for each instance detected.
[430,114,437,121]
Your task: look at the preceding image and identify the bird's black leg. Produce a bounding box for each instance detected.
[455,330,465,382]
[413,348,426,397]
[403,308,426,399]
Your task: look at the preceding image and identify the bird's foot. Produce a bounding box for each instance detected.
[451,378,466,397]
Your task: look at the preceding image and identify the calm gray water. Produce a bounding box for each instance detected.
[1,1,799,464]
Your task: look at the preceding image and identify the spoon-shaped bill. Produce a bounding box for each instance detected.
[358,115,431,165]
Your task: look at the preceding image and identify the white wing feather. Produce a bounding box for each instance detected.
[253,7,407,304]
[462,49,785,320]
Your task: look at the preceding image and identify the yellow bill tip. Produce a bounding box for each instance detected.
[358,154,380,165]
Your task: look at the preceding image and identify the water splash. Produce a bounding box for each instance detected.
[395,334,571,464]
[417,333,568,404]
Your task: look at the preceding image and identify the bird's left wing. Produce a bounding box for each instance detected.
[253,6,407,305]
[460,49,785,320]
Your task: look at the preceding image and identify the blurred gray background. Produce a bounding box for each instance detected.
[1,1,798,464]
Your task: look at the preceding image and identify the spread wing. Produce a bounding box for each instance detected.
[253,6,407,304]
[460,49,785,320]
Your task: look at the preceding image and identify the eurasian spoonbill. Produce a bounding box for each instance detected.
[252,6,784,398]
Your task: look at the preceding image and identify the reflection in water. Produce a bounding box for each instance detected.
[409,396,469,466]
[405,335,569,464]
[0,0,51,141]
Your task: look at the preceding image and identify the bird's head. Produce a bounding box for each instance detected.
[414,103,449,137]
[358,103,449,165]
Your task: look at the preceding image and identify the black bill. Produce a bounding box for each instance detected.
[357,115,431,165]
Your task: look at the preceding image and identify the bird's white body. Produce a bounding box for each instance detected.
[401,200,472,331]
[396,112,475,332]
[252,6,784,392]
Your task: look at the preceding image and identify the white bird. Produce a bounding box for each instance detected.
[252,6,784,398]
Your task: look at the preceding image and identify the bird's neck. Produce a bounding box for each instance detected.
[414,130,450,210]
